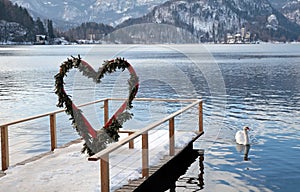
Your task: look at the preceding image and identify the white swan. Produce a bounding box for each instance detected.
[235,126,250,145]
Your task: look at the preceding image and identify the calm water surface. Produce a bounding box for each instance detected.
[0,44,299,191]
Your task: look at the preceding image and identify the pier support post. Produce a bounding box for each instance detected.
[129,132,134,149]
[169,117,175,156]
[198,150,205,189]
[50,114,57,151]
[1,126,9,171]
[199,101,203,133]
[100,154,109,192]
[104,99,109,124]
[142,133,149,178]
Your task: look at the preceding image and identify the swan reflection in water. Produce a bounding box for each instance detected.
[236,144,251,161]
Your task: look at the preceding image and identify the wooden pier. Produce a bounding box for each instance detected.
[115,134,204,192]
[0,98,203,191]
[115,155,173,192]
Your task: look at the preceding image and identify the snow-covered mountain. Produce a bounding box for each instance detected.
[116,0,300,42]
[7,0,300,42]
[10,0,168,29]
[281,0,300,25]
[269,0,291,9]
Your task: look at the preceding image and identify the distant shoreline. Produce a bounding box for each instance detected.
[1,41,300,46]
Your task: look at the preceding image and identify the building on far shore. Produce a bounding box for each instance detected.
[226,27,253,44]
[35,35,47,45]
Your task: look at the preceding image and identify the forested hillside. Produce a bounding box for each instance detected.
[0,0,54,43]
[63,22,114,42]
[116,0,300,42]
[0,0,35,27]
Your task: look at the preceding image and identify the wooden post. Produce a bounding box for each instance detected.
[199,101,203,133]
[198,150,205,189]
[129,132,134,149]
[142,133,149,178]
[169,117,175,156]
[1,126,9,171]
[104,99,109,124]
[50,114,57,151]
[100,154,109,192]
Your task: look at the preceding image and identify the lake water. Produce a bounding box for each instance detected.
[0,44,300,191]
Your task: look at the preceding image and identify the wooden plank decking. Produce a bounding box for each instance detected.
[115,155,174,192]
[0,131,201,191]
[115,132,204,192]
[0,170,5,178]
[0,98,203,192]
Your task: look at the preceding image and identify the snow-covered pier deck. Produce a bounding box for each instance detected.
[1,98,203,192]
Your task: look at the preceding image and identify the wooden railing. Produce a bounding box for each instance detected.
[1,98,203,191]
[88,98,203,192]
[0,98,112,171]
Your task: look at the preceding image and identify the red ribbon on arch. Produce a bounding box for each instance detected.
[66,59,139,139]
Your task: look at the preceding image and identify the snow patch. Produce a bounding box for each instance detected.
[267,14,279,30]
[0,130,197,191]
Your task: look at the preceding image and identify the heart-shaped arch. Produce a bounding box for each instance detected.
[55,56,139,156]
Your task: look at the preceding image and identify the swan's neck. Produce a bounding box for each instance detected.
[244,130,249,145]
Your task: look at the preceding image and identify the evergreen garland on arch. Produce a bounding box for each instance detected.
[54,55,139,156]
